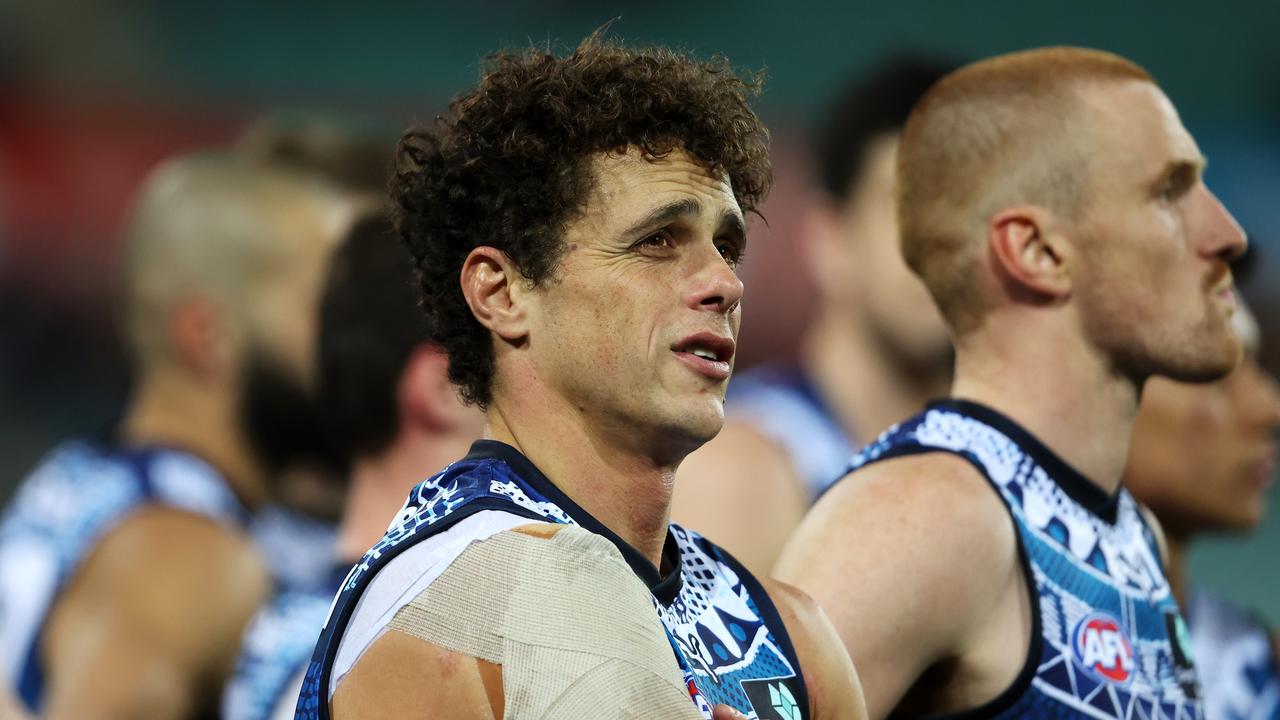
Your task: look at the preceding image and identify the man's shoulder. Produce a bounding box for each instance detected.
[787,450,1019,592]
[827,451,1007,532]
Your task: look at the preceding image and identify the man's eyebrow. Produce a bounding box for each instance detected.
[619,198,704,239]
[1150,156,1206,190]
[719,210,747,244]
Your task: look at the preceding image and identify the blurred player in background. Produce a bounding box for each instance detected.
[222,212,484,720]
[232,112,400,593]
[778,47,1244,718]
[0,154,358,718]
[1125,287,1280,720]
[297,36,864,720]
[672,57,954,573]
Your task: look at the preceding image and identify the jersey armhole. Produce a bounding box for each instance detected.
[852,446,1043,720]
[712,543,813,719]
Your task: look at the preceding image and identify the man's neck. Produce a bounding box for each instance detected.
[950,318,1140,496]
[119,372,268,509]
[336,429,476,562]
[485,394,676,570]
[802,309,951,445]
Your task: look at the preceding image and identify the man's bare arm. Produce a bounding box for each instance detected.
[774,453,1020,719]
[673,422,808,574]
[332,630,501,720]
[763,579,867,720]
[41,507,270,720]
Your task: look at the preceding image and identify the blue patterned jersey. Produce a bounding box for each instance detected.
[294,440,809,720]
[223,565,348,720]
[847,400,1203,719]
[1187,588,1279,720]
[726,366,856,499]
[249,506,339,594]
[0,439,252,713]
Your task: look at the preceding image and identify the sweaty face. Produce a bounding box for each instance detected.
[1073,81,1247,383]
[525,148,746,460]
[1126,309,1280,534]
[837,133,951,368]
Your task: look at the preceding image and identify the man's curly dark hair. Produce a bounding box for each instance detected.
[391,35,771,408]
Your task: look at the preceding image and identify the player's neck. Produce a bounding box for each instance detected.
[485,396,676,571]
[803,309,951,444]
[337,428,474,562]
[120,370,268,509]
[951,321,1140,497]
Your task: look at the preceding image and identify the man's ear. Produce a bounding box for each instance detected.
[460,246,529,343]
[987,206,1072,300]
[168,294,236,380]
[399,345,457,432]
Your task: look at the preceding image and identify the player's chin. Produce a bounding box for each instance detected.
[1160,334,1241,383]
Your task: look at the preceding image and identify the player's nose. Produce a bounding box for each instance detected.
[1197,187,1246,263]
[685,241,744,314]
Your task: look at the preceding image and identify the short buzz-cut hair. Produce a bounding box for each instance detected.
[897,47,1153,334]
[391,33,771,408]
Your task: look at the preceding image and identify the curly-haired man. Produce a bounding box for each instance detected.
[293,36,865,720]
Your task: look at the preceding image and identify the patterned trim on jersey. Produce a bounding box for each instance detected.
[294,440,808,720]
[846,400,1204,720]
[0,440,250,712]
[225,588,335,720]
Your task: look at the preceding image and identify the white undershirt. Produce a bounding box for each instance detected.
[328,510,536,699]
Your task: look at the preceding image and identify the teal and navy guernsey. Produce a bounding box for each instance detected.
[1186,588,1279,720]
[224,565,348,720]
[0,440,251,714]
[294,440,809,720]
[845,400,1204,720]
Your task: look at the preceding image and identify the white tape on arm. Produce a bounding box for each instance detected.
[387,524,702,720]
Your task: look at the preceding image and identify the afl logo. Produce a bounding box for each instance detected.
[1072,612,1134,683]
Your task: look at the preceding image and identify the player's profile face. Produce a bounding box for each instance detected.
[1072,80,1246,383]
[524,146,746,454]
[836,133,948,365]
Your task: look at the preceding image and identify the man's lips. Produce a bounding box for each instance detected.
[671,332,735,381]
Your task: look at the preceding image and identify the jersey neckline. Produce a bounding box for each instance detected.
[927,398,1122,524]
[462,439,684,605]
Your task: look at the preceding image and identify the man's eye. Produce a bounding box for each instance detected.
[636,231,674,250]
[716,240,744,267]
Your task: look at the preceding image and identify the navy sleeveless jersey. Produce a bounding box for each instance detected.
[294,440,809,720]
[846,399,1203,719]
[0,440,251,712]
[1186,588,1279,719]
[224,565,348,720]
[726,366,856,498]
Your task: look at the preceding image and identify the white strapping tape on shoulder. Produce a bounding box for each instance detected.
[387,523,703,720]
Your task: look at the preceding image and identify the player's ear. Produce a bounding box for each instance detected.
[987,206,1072,301]
[168,294,236,380]
[399,345,469,431]
[460,246,529,343]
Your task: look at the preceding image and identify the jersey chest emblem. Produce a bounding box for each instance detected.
[1073,612,1134,683]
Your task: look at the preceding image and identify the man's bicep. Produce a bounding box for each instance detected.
[762,580,867,720]
[774,454,1015,719]
[332,630,500,720]
[41,508,269,720]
